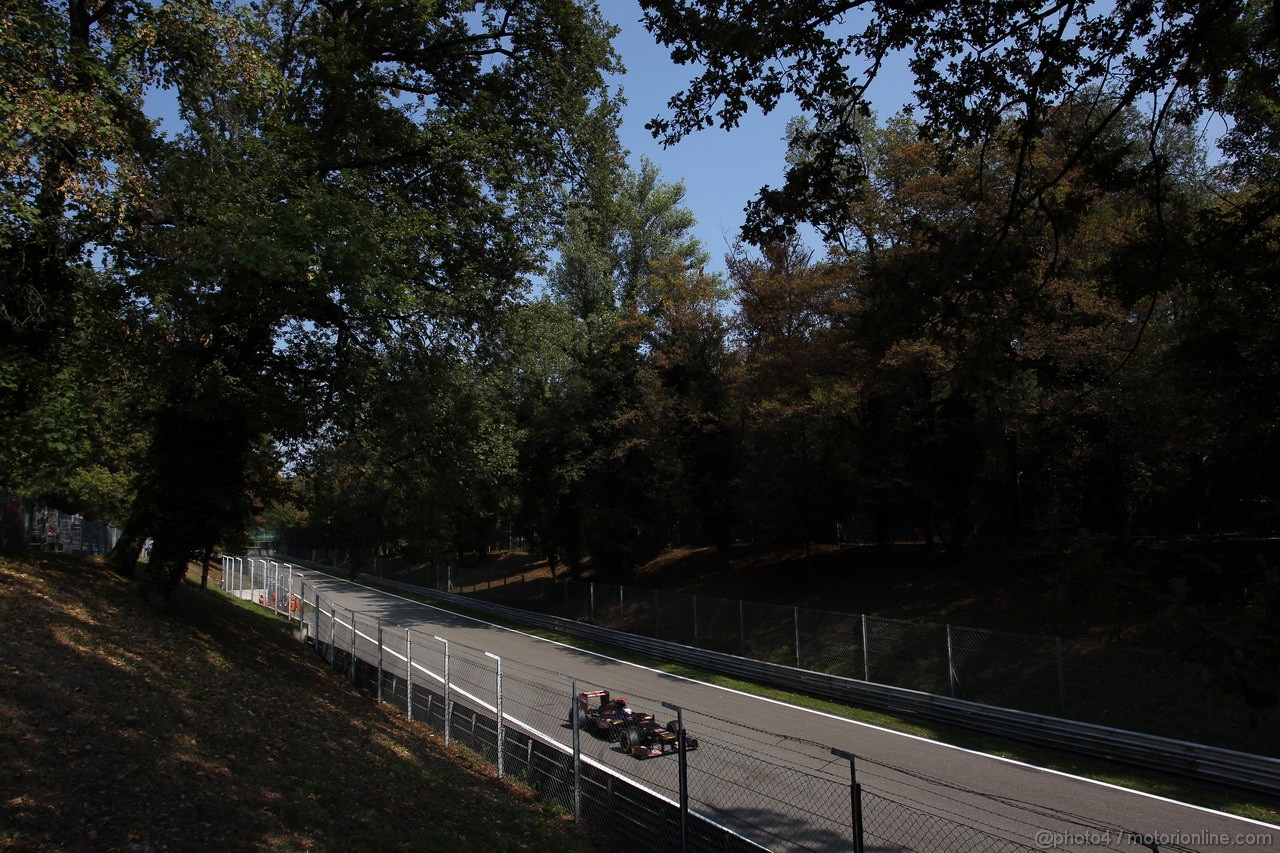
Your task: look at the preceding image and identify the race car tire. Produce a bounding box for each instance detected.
[619,727,639,753]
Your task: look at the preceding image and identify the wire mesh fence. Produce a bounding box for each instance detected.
[0,490,120,555]
[860,790,1040,853]
[224,556,1080,852]
[431,566,1279,757]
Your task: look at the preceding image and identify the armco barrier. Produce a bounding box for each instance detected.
[363,574,1280,799]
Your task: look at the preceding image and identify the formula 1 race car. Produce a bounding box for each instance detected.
[571,690,700,758]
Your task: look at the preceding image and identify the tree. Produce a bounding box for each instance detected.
[721,104,1218,555]
[247,2,626,578]
[0,0,164,507]
[520,159,726,579]
[4,0,624,601]
[640,0,1274,243]
[726,237,854,549]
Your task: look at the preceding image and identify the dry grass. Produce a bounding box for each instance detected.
[0,552,607,852]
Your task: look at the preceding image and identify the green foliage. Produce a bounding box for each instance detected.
[519,160,730,579]
[2,0,624,600]
[639,0,1272,244]
[633,1,1279,711]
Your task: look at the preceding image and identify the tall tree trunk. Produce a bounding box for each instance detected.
[108,525,146,579]
[200,546,212,591]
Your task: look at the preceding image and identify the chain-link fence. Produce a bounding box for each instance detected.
[0,490,120,555]
[224,556,1063,852]
[428,568,1279,757]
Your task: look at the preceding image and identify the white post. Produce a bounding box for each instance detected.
[349,608,357,683]
[327,599,335,665]
[795,607,801,669]
[559,673,581,822]
[862,614,870,681]
[297,577,306,628]
[485,651,503,777]
[434,635,450,746]
[406,629,414,721]
[946,624,956,697]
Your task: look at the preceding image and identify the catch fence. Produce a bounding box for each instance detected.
[430,569,1277,757]
[0,490,120,555]
[224,556,1052,852]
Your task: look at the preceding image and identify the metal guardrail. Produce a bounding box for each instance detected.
[364,574,1280,799]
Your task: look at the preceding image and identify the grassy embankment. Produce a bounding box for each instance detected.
[0,551,607,852]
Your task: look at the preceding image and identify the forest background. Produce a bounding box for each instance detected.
[2,0,1278,717]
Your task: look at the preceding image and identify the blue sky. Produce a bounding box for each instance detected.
[605,1,917,275]
[605,2,798,272]
[144,2,917,277]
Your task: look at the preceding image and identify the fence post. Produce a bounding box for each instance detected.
[1056,637,1067,717]
[327,599,336,666]
[590,583,595,623]
[862,615,871,682]
[831,749,865,853]
[486,652,503,777]
[559,674,581,823]
[406,629,414,721]
[348,608,357,684]
[1202,668,1218,744]
[795,607,801,669]
[663,702,689,853]
[435,636,450,746]
[619,586,624,629]
[946,624,956,697]
[376,620,384,703]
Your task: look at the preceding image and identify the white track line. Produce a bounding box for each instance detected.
[294,566,1280,831]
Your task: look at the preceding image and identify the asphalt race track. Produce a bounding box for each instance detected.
[281,569,1278,853]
